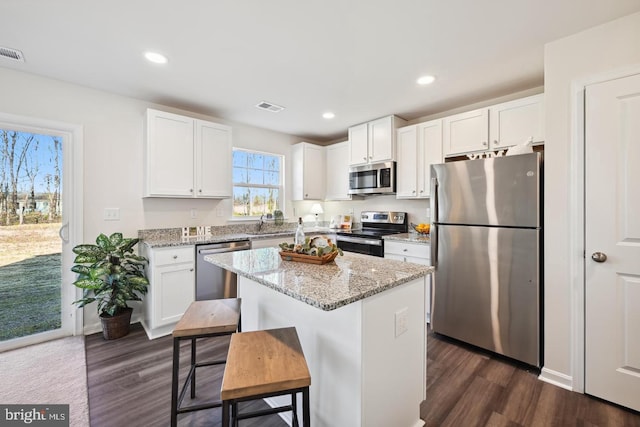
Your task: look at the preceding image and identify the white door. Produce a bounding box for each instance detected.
[585,73,640,412]
[0,114,82,352]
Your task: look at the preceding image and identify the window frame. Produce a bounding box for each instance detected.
[231,147,285,219]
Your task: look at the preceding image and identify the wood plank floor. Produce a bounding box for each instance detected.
[422,330,640,427]
[86,323,640,426]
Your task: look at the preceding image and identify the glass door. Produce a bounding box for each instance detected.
[0,121,79,352]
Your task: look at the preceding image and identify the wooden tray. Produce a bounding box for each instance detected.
[279,250,339,265]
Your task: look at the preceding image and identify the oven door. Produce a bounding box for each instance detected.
[336,235,384,257]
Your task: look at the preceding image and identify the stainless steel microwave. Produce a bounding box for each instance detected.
[348,161,396,195]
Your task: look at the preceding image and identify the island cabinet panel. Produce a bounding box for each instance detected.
[141,245,195,339]
[237,275,426,427]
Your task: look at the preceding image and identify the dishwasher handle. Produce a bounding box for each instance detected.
[198,242,251,255]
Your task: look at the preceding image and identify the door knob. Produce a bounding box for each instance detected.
[591,252,607,263]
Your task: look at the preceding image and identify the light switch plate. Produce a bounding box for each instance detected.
[103,208,120,221]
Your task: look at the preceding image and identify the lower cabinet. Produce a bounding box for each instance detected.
[141,245,195,339]
[384,240,432,322]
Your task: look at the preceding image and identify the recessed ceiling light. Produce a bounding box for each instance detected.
[144,51,168,64]
[417,75,436,85]
[322,112,335,119]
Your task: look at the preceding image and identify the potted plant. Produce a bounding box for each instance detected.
[71,232,149,340]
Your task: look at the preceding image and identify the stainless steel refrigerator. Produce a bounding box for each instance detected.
[430,152,542,367]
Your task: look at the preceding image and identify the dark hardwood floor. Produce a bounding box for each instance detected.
[86,323,640,427]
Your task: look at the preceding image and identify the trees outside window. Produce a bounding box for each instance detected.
[232,149,283,217]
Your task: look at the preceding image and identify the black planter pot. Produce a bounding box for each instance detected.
[99,307,133,340]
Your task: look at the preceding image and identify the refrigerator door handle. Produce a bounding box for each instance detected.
[430,176,438,267]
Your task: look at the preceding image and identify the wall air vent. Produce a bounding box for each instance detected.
[256,101,285,113]
[0,46,25,62]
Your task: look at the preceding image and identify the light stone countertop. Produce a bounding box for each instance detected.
[205,247,433,311]
[383,232,431,244]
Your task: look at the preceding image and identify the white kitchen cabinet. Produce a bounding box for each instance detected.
[291,142,325,200]
[489,94,544,149]
[348,115,407,166]
[144,109,232,198]
[443,94,544,157]
[141,245,195,339]
[325,141,352,200]
[396,120,443,199]
[443,108,489,156]
[384,240,432,322]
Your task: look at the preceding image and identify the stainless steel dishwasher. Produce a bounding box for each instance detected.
[195,240,251,300]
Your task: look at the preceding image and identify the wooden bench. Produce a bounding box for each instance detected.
[221,327,311,426]
[170,298,241,427]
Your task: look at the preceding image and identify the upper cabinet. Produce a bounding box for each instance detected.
[443,94,544,157]
[291,142,325,201]
[348,115,407,166]
[325,141,352,201]
[396,120,443,199]
[144,109,232,198]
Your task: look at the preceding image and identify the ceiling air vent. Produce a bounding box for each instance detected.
[0,46,25,62]
[256,101,285,113]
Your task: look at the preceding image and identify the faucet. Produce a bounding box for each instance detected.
[257,214,265,232]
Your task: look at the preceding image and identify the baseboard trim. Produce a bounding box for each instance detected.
[538,367,574,391]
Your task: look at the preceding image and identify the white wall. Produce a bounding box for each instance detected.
[543,11,640,387]
[0,67,312,330]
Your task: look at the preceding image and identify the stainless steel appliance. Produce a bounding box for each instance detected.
[195,240,251,300]
[336,211,407,257]
[430,152,542,367]
[348,161,396,195]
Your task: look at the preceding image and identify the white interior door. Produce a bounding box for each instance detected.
[585,73,640,412]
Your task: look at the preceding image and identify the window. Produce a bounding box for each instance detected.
[232,149,283,217]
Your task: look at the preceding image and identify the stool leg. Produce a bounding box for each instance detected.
[302,387,310,427]
[222,400,229,427]
[190,337,197,398]
[292,392,299,427]
[170,337,180,427]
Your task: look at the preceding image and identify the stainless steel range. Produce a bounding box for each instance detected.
[335,211,408,257]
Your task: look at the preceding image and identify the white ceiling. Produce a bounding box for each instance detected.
[2,1,640,142]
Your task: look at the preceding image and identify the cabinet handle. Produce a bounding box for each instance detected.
[173,255,178,259]
[482,141,488,146]
[189,189,193,193]
[494,140,499,145]
[305,193,309,197]
[403,248,408,252]
[363,156,367,161]
[419,190,424,194]
[368,156,372,159]
[412,190,416,194]
[190,268,194,272]
[198,189,202,193]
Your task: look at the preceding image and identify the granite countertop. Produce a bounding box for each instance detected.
[204,247,433,311]
[384,232,431,244]
[139,226,336,248]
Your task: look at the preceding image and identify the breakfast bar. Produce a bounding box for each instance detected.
[205,247,433,427]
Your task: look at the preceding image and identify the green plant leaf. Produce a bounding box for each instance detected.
[109,232,123,247]
[95,234,114,251]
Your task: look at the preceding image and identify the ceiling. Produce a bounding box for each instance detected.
[2,1,640,142]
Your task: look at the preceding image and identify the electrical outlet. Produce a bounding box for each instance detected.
[103,208,120,221]
[395,307,409,337]
[190,208,197,219]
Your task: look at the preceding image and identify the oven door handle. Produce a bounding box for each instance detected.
[336,236,383,246]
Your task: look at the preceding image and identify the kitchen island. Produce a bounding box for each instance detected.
[205,247,432,427]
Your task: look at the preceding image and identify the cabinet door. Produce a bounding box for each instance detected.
[489,94,544,149]
[155,263,195,327]
[196,120,232,198]
[396,125,419,198]
[443,108,489,157]
[145,109,194,197]
[369,116,395,163]
[419,120,443,198]
[325,141,352,200]
[303,143,325,199]
[348,123,369,166]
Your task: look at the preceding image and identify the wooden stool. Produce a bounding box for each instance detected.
[170,299,241,427]
[221,327,311,427]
